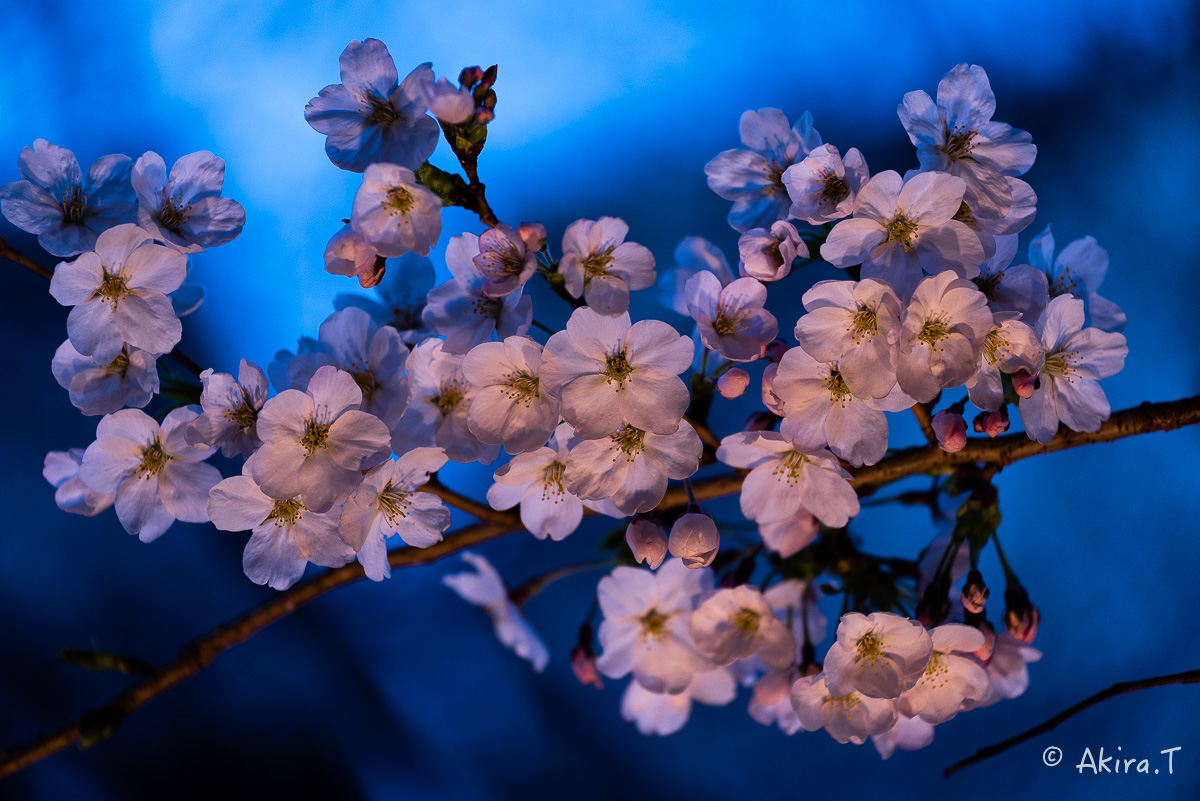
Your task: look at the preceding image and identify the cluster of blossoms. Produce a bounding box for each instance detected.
[20,45,1129,757]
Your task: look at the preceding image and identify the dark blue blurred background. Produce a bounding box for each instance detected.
[2,1,1199,799]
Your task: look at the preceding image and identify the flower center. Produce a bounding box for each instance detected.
[223,399,259,429]
[435,379,466,415]
[583,247,615,278]
[824,693,861,716]
[713,304,748,336]
[159,196,193,231]
[824,368,852,406]
[923,651,950,687]
[885,213,919,251]
[468,289,503,319]
[918,318,951,347]
[383,187,414,218]
[502,371,540,406]
[610,425,646,459]
[638,608,671,639]
[540,460,567,501]
[363,93,400,129]
[981,329,1013,366]
[1043,350,1081,380]
[603,350,635,387]
[819,170,850,207]
[377,481,412,522]
[352,368,378,403]
[953,200,976,226]
[135,440,171,478]
[300,420,331,453]
[265,498,304,527]
[942,126,978,160]
[774,451,810,485]
[103,351,130,377]
[94,270,130,310]
[60,184,87,224]
[731,608,761,635]
[854,631,889,666]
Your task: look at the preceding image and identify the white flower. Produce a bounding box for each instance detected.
[443,552,550,672]
[738,221,808,282]
[595,559,713,693]
[1018,295,1127,443]
[417,74,476,124]
[690,585,796,669]
[1028,225,1125,332]
[486,423,584,541]
[541,307,693,440]
[658,236,734,316]
[898,64,1036,221]
[821,171,985,300]
[286,307,410,428]
[422,233,533,354]
[185,359,269,458]
[685,272,778,362]
[667,512,720,569]
[251,365,392,512]
[43,448,115,517]
[52,339,158,416]
[304,40,439,172]
[462,336,560,454]
[896,623,989,724]
[0,139,136,257]
[80,407,221,542]
[131,150,244,252]
[974,235,1048,321]
[392,339,501,464]
[49,224,187,364]
[339,447,451,581]
[626,518,668,569]
[790,672,897,745]
[716,431,859,527]
[621,668,737,736]
[871,714,936,759]
[956,177,1037,260]
[782,144,870,225]
[897,270,994,403]
[564,422,702,516]
[208,467,354,591]
[794,278,903,400]
[351,163,442,258]
[559,217,656,316]
[704,108,823,232]
[823,612,934,699]
[965,315,1044,412]
[334,252,436,344]
[473,222,545,297]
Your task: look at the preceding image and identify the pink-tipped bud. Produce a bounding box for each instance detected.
[932,410,968,453]
[1011,368,1040,399]
[1004,583,1040,644]
[973,620,996,663]
[744,411,778,432]
[762,338,789,363]
[972,406,1011,438]
[625,518,667,570]
[458,66,484,86]
[716,368,750,399]
[517,221,547,253]
[668,512,720,569]
[961,569,990,614]
[570,645,603,689]
[475,107,495,125]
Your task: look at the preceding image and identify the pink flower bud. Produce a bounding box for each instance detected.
[762,338,789,363]
[1004,583,1039,644]
[458,66,484,86]
[570,645,603,689]
[973,406,1010,438]
[931,410,968,452]
[716,368,750,399]
[668,512,720,569]
[625,518,667,569]
[961,569,990,614]
[475,107,495,125]
[1011,368,1040,399]
[517,222,547,253]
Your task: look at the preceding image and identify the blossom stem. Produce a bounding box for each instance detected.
[910,400,938,446]
[944,668,1200,776]
[0,235,54,279]
[507,559,616,607]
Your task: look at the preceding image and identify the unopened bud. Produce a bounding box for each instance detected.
[458,66,484,86]
[1004,583,1040,644]
[570,622,603,689]
[517,221,547,253]
[960,569,990,614]
[1011,368,1040,399]
[475,107,495,125]
[717,368,750,399]
[625,518,667,569]
[972,406,1010,437]
[932,410,968,453]
[745,411,778,432]
[762,338,789,363]
[668,512,720,569]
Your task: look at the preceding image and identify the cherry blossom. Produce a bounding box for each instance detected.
[80,407,221,542]
[871,714,936,759]
[966,314,1043,412]
[1018,295,1127,444]
[392,339,500,464]
[897,270,994,403]
[823,612,933,699]
[250,365,392,512]
[208,467,353,591]
[351,162,442,258]
[0,139,136,257]
[52,339,158,416]
[473,222,545,297]
[685,272,778,362]
[738,221,807,282]
[49,224,187,364]
[595,559,713,694]
[486,423,585,541]
[896,623,989,724]
[790,672,898,745]
[339,447,451,581]
[794,278,903,399]
[690,585,796,669]
[705,108,823,232]
[559,217,656,315]
[43,448,115,517]
[131,150,244,253]
[304,40,439,172]
[621,668,737,736]
[564,422,702,515]
[783,144,870,225]
[443,552,550,672]
[324,224,382,287]
[967,633,1042,708]
[973,234,1048,321]
[1028,225,1125,332]
[184,359,269,458]
[462,336,559,454]
[417,74,475,125]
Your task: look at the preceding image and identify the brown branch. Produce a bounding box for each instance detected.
[421,476,513,525]
[1,235,54,279]
[911,401,938,446]
[3,394,1198,780]
[944,668,1200,776]
[0,517,518,780]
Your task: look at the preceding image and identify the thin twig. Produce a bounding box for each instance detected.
[507,558,614,606]
[421,476,513,525]
[944,668,1200,776]
[1,236,54,279]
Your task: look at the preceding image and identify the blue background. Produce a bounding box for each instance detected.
[2,1,1199,799]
